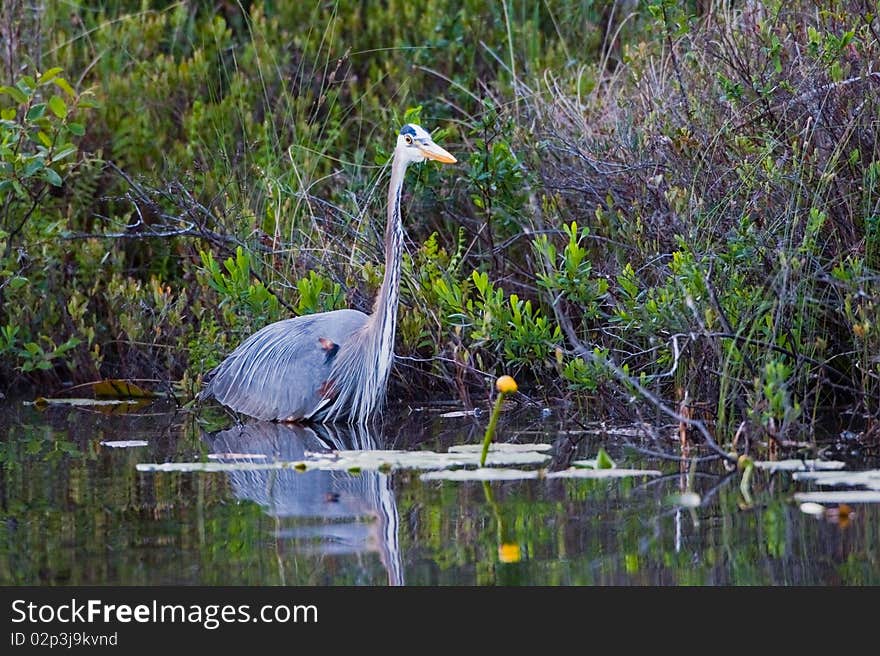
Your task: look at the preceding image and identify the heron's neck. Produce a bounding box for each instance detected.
[367,151,407,383]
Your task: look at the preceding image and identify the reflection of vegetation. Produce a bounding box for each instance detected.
[2,406,880,586]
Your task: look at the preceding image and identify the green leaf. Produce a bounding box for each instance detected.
[26,103,46,121]
[48,95,67,119]
[0,85,27,104]
[43,167,62,186]
[22,159,45,178]
[77,97,100,110]
[8,276,27,291]
[1,107,14,120]
[595,447,616,469]
[36,131,52,148]
[38,68,64,85]
[51,144,77,163]
[67,122,85,136]
[53,77,76,97]
[403,105,423,125]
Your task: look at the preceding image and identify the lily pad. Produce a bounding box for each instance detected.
[438,409,481,418]
[28,396,152,415]
[794,490,880,504]
[447,443,553,453]
[419,466,661,482]
[753,459,846,472]
[138,461,297,473]
[91,379,156,398]
[100,440,149,448]
[138,446,552,474]
[667,492,701,508]
[545,467,660,479]
[798,502,826,516]
[331,448,550,470]
[207,453,268,461]
[29,397,145,407]
[420,468,541,481]
[793,469,880,491]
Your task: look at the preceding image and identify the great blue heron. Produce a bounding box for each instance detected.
[199,123,456,424]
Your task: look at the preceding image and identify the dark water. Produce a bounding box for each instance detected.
[1,398,877,586]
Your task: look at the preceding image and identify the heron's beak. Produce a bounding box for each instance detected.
[419,141,457,164]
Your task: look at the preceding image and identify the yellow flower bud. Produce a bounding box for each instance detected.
[495,375,518,394]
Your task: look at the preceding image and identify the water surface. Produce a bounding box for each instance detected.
[1,399,877,585]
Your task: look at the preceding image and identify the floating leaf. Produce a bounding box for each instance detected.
[28,397,151,415]
[139,446,551,474]
[793,469,880,491]
[91,379,156,398]
[447,443,552,453]
[546,467,660,479]
[207,453,268,461]
[419,466,660,482]
[753,459,846,472]
[420,468,541,481]
[667,492,701,508]
[100,440,149,448]
[794,491,880,504]
[30,397,144,408]
[439,409,481,418]
[799,502,826,516]
[138,462,292,473]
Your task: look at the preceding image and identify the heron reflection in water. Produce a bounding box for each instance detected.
[204,421,403,586]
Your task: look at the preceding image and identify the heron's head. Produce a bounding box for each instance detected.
[396,123,456,165]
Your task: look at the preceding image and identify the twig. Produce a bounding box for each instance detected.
[551,298,735,463]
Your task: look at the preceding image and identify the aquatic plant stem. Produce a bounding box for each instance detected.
[480,376,518,467]
[480,391,507,467]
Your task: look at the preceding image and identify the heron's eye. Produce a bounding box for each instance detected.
[404,135,413,145]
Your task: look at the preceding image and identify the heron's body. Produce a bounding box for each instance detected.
[202,309,368,421]
[199,123,456,424]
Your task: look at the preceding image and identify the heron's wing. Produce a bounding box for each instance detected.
[201,309,368,421]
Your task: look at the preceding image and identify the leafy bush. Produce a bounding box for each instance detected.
[1,0,878,453]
